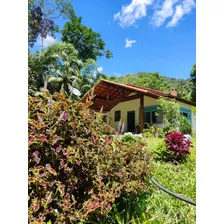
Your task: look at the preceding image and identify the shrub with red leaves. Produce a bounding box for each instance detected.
[164,132,193,161]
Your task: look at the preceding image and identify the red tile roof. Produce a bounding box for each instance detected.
[80,79,196,111]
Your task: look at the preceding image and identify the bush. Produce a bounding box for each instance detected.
[157,128,165,138]
[179,115,192,135]
[121,134,144,144]
[142,131,154,139]
[152,141,172,161]
[157,97,180,134]
[28,91,152,223]
[143,125,165,139]
[164,132,192,161]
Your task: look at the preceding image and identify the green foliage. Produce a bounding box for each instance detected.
[79,59,109,96]
[157,97,180,134]
[152,141,172,162]
[190,64,196,102]
[146,137,196,223]
[109,72,194,101]
[28,43,83,97]
[28,0,74,48]
[157,128,165,138]
[179,115,192,135]
[120,134,144,145]
[61,16,112,61]
[28,49,58,95]
[47,42,83,98]
[28,91,152,223]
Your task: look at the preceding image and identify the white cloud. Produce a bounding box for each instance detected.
[151,0,195,27]
[151,0,179,27]
[166,0,195,27]
[114,0,153,28]
[125,39,137,48]
[97,67,103,73]
[37,35,57,48]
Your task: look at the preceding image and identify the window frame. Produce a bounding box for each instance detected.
[180,107,192,124]
[114,110,121,122]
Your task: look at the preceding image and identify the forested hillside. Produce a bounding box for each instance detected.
[109,72,193,101]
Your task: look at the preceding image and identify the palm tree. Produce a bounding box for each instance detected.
[47,43,83,98]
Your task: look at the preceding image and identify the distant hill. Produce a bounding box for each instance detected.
[109,72,193,101]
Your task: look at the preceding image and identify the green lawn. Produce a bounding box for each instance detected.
[144,137,196,224]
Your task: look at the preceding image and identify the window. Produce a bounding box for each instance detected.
[114,110,121,122]
[182,112,188,118]
[152,111,157,124]
[142,106,162,125]
[103,115,107,123]
[145,112,151,124]
[180,108,192,124]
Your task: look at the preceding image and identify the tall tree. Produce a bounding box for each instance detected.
[29,43,83,97]
[79,59,109,96]
[61,16,112,61]
[47,43,83,97]
[28,49,57,95]
[28,0,75,47]
[190,64,196,102]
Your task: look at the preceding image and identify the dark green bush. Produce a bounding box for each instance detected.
[28,91,152,223]
[179,115,192,135]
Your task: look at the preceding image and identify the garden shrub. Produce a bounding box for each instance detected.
[121,134,144,144]
[157,97,180,134]
[152,132,193,162]
[143,125,164,139]
[157,128,165,138]
[164,132,192,161]
[28,91,152,223]
[142,131,154,139]
[179,115,192,135]
[152,141,172,161]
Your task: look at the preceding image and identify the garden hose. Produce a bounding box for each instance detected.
[150,177,196,206]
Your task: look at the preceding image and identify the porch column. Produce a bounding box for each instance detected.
[140,94,144,132]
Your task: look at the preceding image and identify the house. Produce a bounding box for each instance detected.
[80,79,196,133]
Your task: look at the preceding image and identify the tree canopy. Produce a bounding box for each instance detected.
[28,0,74,47]
[190,64,196,102]
[61,16,112,61]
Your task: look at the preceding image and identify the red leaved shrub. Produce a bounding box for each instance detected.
[28,91,151,223]
[164,132,192,160]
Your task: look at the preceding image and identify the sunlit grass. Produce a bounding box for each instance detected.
[144,137,196,224]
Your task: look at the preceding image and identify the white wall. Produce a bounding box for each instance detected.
[107,95,196,132]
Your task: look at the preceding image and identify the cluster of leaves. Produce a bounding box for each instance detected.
[157,97,180,134]
[28,92,151,223]
[164,132,192,161]
[61,16,112,62]
[151,141,172,162]
[179,115,192,135]
[190,64,196,102]
[152,132,192,162]
[120,134,144,145]
[28,42,83,97]
[143,124,165,139]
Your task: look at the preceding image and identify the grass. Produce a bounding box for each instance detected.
[143,137,196,224]
[86,136,196,224]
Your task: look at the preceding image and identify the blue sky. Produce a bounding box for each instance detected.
[33,0,196,79]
